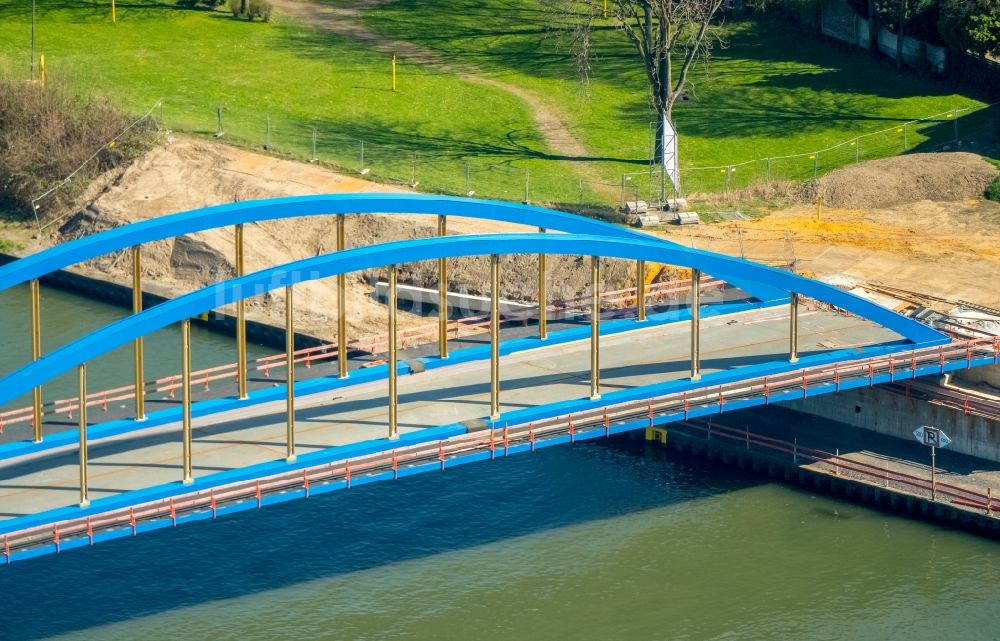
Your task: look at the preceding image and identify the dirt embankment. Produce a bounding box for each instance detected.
[657,152,1000,308]
[804,152,998,209]
[19,138,1000,341]
[43,136,635,341]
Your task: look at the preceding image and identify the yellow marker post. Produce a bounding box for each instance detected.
[112,0,116,24]
[39,54,45,87]
[604,0,608,18]
[391,51,397,92]
[816,194,823,222]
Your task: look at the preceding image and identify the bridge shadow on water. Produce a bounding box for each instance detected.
[0,437,766,640]
[0,347,828,510]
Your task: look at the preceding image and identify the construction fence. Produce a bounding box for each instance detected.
[27,98,999,227]
[625,103,998,206]
[157,97,619,211]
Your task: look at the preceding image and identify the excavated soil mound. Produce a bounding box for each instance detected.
[46,136,646,342]
[808,152,998,209]
[59,207,234,286]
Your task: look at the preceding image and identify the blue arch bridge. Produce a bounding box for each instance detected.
[0,194,995,564]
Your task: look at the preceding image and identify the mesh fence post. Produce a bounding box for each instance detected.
[953,108,959,141]
[524,168,530,204]
[310,127,317,162]
[264,113,271,150]
[360,140,365,171]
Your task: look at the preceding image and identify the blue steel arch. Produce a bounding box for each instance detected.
[0,233,948,407]
[0,194,786,303]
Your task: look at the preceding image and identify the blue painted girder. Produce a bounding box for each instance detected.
[0,193,787,304]
[0,233,949,407]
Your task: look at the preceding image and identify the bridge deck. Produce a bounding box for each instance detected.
[0,306,894,519]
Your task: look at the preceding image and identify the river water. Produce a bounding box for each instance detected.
[0,283,276,415]
[0,287,998,640]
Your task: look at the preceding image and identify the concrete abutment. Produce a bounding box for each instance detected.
[651,425,1000,539]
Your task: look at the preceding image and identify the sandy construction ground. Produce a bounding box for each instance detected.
[4,139,998,343]
[655,200,1000,309]
[657,153,1000,310]
[5,136,617,341]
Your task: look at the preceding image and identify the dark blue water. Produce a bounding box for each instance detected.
[1,437,998,641]
[1,286,999,641]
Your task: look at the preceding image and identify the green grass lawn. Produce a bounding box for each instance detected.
[0,1,593,208]
[0,0,992,209]
[364,0,992,195]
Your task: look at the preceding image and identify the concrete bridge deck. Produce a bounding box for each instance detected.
[0,306,894,519]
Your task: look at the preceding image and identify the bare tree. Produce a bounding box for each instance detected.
[895,0,906,70]
[867,0,880,56]
[546,0,729,193]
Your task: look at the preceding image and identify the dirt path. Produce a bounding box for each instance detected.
[268,0,618,201]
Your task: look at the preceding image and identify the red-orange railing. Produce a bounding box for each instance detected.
[3,334,997,561]
[0,276,725,431]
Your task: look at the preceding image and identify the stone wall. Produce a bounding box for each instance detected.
[955,365,1000,390]
[820,0,946,73]
[781,384,1000,461]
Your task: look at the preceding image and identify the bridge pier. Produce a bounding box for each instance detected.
[690,269,701,382]
[285,285,297,462]
[132,246,146,419]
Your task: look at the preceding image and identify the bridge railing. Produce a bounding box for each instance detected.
[3,334,997,561]
[676,418,997,511]
[882,380,1000,421]
[0,276,726,432]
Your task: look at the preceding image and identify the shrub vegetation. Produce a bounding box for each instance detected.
[985,160,1000,201]
[227,0,272,22]
[0,79,156,221]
